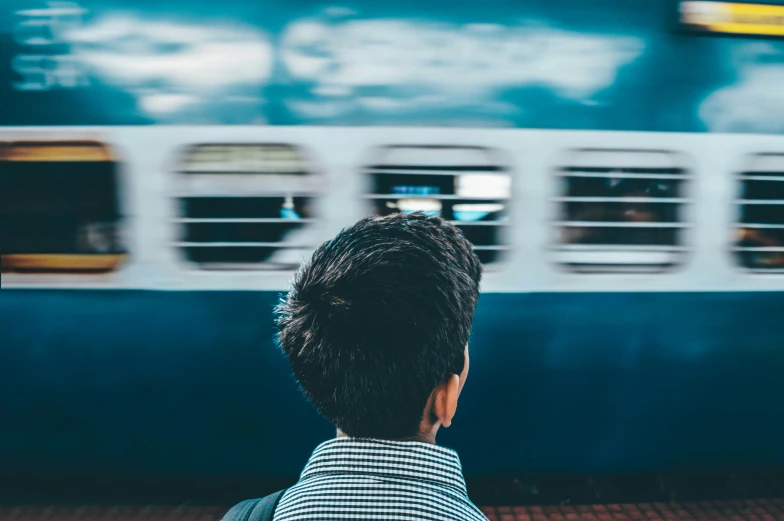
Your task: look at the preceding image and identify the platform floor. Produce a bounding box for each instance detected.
[481,499,784,520]
[1,499,783,521]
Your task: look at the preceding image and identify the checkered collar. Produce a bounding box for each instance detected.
[300,437,468,494]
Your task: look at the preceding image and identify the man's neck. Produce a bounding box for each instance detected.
[336,429,437,444]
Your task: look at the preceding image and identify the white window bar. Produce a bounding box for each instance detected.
[363,146,512,265]
[554,150,690,273]
[734,154,784,272]
[175,144,317,270]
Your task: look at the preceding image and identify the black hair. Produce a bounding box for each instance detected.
[275,212,482,439]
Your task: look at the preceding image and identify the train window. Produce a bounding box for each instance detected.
[0,141,125,273]
[734,154,784,272]
[175,144,318,270]
[363,146,511,264]
[554,150,690,272]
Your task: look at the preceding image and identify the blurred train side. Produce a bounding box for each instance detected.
[3,0,784,487]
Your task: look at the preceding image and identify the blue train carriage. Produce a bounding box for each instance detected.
[3,0,784,488]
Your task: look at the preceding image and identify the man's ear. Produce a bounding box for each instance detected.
[432,348,470,429]
[432,374,461,428]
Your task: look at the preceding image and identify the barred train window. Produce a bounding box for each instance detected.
[554,150,689,272]
[363,146,511,264]
[0,141,125,273]
[735,154,784,272]
[175,144,317,269]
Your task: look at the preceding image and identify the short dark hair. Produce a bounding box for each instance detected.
[275,212,482,439]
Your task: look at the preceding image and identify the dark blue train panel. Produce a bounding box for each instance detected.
[2,290,784,479]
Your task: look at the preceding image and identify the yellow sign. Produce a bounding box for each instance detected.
[681,1,784,37]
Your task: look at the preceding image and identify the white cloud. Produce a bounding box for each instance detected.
[357,96,408,111]
[286,100,352,119]
[280,20,334,79]
[356,95,449,112]
[58,12,644,121]
[139,93,198,114]
[312,85,352,97]
[281,18,644,103]
[76,40,271,89]
[65,16,272,118]
[700,44,784,133]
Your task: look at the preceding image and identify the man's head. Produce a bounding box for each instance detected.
[275,212,482,441]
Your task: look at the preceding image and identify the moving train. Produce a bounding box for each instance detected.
[3,0,784,495]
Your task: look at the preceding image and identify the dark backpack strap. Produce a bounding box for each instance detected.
[222,489,287,521]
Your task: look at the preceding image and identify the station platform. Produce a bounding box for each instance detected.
[1,499,783,521]
[481,499,783,520]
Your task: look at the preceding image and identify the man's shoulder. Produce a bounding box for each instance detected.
[222,489,287,521]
